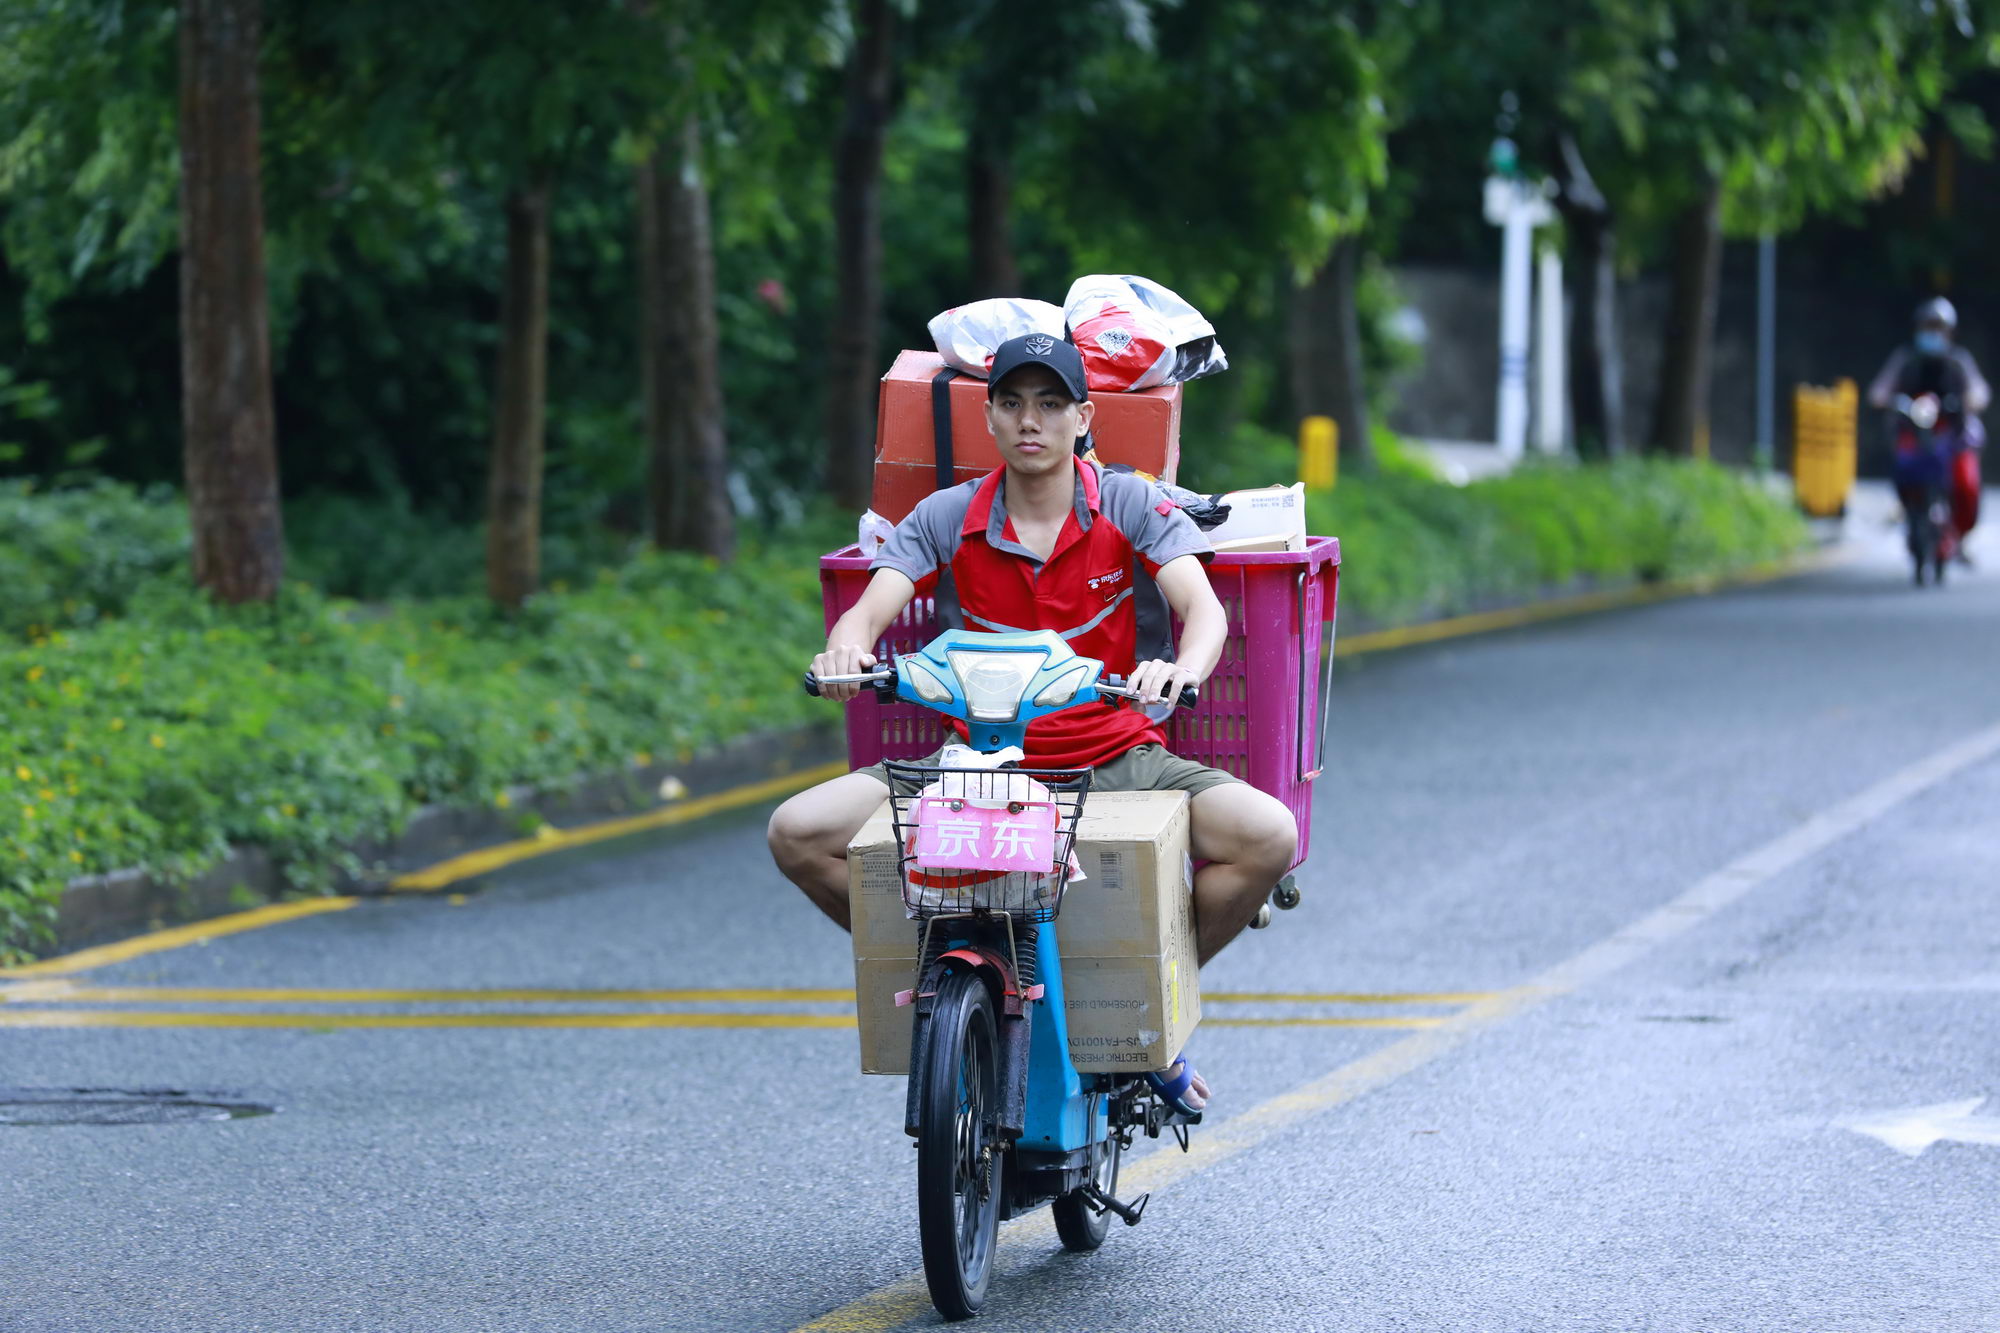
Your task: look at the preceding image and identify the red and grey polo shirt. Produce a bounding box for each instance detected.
[871,460,1211,769]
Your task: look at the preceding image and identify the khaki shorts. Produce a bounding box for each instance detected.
[856,742,1242,800]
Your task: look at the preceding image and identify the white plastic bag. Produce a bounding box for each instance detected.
[928,298,1068,378]
[857,508,895,559]
[1063,274,1229,392]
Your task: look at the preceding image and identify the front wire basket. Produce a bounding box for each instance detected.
[881,762,1092,923]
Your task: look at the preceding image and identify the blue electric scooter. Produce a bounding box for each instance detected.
[808,629,1202,1320]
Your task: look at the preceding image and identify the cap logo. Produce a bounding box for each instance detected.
[1024,334,1057,356]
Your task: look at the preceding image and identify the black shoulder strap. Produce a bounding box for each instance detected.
[930,367,959,491]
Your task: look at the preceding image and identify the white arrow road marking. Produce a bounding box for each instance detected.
[1839,1097,2000,1157]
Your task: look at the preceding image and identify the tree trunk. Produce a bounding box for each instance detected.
[485,179,551,610]
[1552,132,1624,460]
[1649,177,1724,458]
[1287,236,1376,475]
[178,0,283,603]
[967,130,1018,299]
[639,113,735,560]
[823,0,896,513]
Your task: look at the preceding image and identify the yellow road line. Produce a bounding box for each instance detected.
[1206,1015,1442,1029]
[0,1008,1448,1031]
[0,983,1493,1008]
[1205,990,1497,1005]
[0,899,358,980]
[389,762,848,891]
[3,985,859,1006]
[0,1009,861,1030]
[788,710,2000,1333]
[1337,546,1852,657]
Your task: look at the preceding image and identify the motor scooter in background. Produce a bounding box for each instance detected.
[1892,392,1964,586]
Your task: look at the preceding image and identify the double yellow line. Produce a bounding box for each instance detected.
[0,982,1493,1031]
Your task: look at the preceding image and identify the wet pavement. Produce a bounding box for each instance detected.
[3,507,1997,1332]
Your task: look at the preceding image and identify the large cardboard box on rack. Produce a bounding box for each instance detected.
[849,790,1200,1075]
[871,350,1183,523]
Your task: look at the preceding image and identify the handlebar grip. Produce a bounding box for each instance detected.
[802,672,823,698]
[1103,675,1201,709]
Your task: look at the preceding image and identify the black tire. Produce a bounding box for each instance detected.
[1052,1131,1122,1252]
[917,968,1002,1321]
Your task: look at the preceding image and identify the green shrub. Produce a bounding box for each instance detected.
[0,479,190,638]
[0,545,829,960]
[1310,457,1809,624]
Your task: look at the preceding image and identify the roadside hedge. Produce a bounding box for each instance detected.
[1309,457,1808,625]
[1,544,830,960]
[1,460,1807,958]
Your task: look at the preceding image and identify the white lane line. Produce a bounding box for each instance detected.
[791,718,2000,1332]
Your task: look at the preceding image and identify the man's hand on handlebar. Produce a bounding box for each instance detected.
[1124,659,1202,708]
[810,645,877,703]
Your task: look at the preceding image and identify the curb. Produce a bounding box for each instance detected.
[47,723,844,954]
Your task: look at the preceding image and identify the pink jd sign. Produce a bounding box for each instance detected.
[912,798,1059,872]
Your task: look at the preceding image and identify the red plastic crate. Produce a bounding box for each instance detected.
[817,537,1341,867]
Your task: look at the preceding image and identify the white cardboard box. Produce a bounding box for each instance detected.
[848,791,1200,1074]
[1202,482,1307,553]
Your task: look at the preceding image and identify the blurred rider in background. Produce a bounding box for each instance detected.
[1868,297,1988,562]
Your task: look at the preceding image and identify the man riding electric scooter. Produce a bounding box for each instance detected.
[1868,297,1989,572]
[768,334,1298,1114]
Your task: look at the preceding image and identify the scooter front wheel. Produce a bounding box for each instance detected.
[917,967,1002,1321]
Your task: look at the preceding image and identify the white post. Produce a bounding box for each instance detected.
[1496,206,1533,459]
[1535,245,1565,452]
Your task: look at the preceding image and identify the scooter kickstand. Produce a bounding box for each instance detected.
[1081,1184,1149,1227]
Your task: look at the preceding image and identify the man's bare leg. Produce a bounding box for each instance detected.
[1168,781,1297,1110]
[767,773,892,930]
[1189,782,1298,965]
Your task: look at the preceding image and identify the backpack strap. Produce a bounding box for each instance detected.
[931,366,959,491]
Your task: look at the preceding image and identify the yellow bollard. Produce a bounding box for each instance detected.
[1300,415,1338,492]
[1792,378,1857,518]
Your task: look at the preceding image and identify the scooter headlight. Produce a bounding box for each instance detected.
[1033,664,1092,708]
[904,659,954,704]
[946,650,1046,723]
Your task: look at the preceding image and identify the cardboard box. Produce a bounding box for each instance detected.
[1202,482,1307,553]
[871,349,1183,522]
[849,790,1199,1075]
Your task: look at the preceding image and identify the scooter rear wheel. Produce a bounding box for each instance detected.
[1052,1130,1122,1252]
[917,967,1002,1321]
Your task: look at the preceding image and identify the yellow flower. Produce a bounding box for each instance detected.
[494,791,512,809]
[14,766,29,782]
[38,789,53,802]
[21,805,35,819]
[109,718,125,732]
[69,850,83,865]
[280,803,297,818]
[26,666,44,683]
[150,734,166,749]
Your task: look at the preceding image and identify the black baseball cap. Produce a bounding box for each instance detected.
[987,333,1089,402]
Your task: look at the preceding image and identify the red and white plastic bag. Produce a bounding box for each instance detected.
[1064,274,1229,392]
[928,298,1068,378]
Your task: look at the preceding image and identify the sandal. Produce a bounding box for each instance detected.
[1146,1054,1207,1116]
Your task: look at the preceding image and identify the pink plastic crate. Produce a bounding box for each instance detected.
[818,536,1341,867]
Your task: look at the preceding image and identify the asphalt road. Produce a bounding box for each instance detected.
[5,510,1999,1333]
